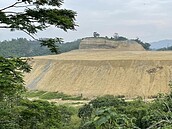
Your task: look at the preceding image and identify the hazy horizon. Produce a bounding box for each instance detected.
[0,0,172,43]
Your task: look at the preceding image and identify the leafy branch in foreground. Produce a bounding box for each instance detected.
[0,0,77,53]
[0,57,31,100]
[0,1,77,128]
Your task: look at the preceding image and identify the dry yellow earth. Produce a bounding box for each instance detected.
[24,50,172,98]
[79,38,145,51]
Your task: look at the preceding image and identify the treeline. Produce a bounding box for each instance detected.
[157,46,172,51]
[0,38,81,57]
[132,38,151,50]
[0,37,150,58]
[92,36,151,50]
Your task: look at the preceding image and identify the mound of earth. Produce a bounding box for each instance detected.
[79,37,145,51]
[25,50,172,98]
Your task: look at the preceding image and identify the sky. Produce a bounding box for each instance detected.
[0,0,172,43]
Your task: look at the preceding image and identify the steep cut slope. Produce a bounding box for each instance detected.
[25,50,172,98]
[79,37,145,51]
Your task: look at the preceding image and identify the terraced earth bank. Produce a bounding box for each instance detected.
[25,50,172,98]
[79,37,145,51]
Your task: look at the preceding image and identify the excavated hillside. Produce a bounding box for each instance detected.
[25,50,172,98]
[79,37,145,51]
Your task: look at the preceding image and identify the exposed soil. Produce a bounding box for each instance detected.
[25,50,172,99]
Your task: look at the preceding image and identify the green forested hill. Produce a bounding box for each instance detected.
[0,38,81,57]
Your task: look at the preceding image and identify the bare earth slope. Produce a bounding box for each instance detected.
[79,37,145,51]
[25,50,172,98]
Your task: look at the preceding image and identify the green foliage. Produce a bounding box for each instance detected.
[0,56,32,128]
[25,90,84,100]
[78,104,93,124]
[24,90,47,97]
[90,95,126,108]
[0,38,81,57]
[78,91,172,129]
[0,1,78,128]
[133,38,151,50]
[83,107,136,129]
[40,38,61,53]
[39,91,71,100]
[18,99,62,128]
[0,99,73,129]
[113,36,128,41]
[59,39,81,53]
[142,90,172,128]
[121,99,150,128]
[78,95,127,128]
[0,57,31,100]
[0,0,77,53]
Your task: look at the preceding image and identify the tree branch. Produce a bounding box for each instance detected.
[14,5,34,8]
[3,12,22,14]
[0,26,10,28]
[146,120,172,129]
[22,29,37,40]
[0,2,23,11]
[0,25,40,45]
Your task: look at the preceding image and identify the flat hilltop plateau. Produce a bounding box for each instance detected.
[25,50,172,98]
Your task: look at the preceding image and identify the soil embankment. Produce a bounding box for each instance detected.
[79,37,145,51]
[25,50,172,98]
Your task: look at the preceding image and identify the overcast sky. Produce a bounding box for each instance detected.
[0,0,172,42]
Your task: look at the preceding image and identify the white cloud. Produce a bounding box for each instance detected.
[0,0,172,42]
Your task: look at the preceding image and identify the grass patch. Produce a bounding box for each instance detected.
[24,90,46,97]
[40,92,69,100]
[71,102,84,105]
[25,90,85,100]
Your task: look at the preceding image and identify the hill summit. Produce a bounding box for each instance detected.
[79,37,145,51]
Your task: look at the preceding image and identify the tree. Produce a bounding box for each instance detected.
[113,33,119,39]
[0,0,77,104]
[0,57,31,128]
[18,100,72,129]
[82,107,136,129]
[0,38,81,57]
[78,95,127,128]
[0,0,77,53]
[0,57,31,100]
[93,32,100,38]
[0,1,77,128]
[133,38,150,50]
[0,0,77,101]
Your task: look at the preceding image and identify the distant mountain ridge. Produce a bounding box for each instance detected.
[150,39,172,49]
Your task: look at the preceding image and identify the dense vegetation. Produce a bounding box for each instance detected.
[2,84,172,129]
[0,99,74,128]
[0,0,79,128]
[78,90,172,129]
[132,38,151,50]
[0,38,81,57]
